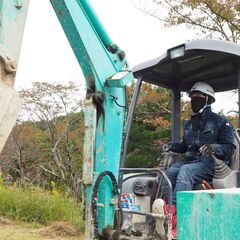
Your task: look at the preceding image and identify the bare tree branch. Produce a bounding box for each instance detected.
[40,165,61,179]
[134,0,240,42]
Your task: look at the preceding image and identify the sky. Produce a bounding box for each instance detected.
[15,0,238,114]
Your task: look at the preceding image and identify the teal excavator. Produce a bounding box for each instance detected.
[1,1,240,239]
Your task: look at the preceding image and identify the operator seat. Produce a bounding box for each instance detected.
[229,129,240,170]
[212,129,240,189]
[193,129,240,190]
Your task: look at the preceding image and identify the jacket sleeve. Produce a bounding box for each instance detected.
[171,137,188,153]
[171,121,188,153]
[213,119,236,159]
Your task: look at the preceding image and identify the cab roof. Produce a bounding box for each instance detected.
[133,39,240,92]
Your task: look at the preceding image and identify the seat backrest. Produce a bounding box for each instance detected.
[229,129,240,170]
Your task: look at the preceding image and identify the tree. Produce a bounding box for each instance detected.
[0,82,85,187]
[134,83,172,128]
[126,82,191,167]
[0,121,28,182]
[20,82,84,183]
[134,0,240,42]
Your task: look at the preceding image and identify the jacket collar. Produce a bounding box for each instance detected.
[201,107,212,120]
[191,107,212,121]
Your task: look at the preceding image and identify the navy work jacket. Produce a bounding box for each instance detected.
[172,107,236,163]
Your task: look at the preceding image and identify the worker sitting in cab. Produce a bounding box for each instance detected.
[154,82,236,239]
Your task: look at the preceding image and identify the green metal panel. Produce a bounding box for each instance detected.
[177,189,240,240]
[0,0,30,66]
[80,0,113,48]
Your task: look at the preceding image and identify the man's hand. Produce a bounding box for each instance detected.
[199,144,215,156]
[162,143,173,152]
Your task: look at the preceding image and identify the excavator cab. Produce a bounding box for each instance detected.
[119,39,240,238]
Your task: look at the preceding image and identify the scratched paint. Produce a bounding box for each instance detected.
[0,0,29,153]
[82,98,96,185]
[177,189,240,240]
[0,0,30,85]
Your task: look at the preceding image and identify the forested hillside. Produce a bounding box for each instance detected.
[0,82,237,189]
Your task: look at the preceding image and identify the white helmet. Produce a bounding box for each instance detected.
[189,82,215,103]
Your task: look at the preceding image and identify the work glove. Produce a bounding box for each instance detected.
[199,144,215,156]
[162,143,173,152]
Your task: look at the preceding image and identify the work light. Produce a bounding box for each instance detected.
[168,45,185,59]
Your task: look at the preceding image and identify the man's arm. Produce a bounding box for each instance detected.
[171,135,188,153]
[213,120,236,158]
[170,121,188,153]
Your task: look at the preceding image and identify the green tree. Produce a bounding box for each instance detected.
[0,121,38,182]
[126,82,190,167]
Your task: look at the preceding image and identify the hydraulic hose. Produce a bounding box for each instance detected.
[91,171,119,240]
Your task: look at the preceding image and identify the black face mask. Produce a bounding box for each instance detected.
[191,97,206,113]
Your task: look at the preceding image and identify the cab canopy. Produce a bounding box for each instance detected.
[133,39,240,92]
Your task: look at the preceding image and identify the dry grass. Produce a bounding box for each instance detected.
[37,222,81,238]
[0,217,13,226]
[0,219,83,240]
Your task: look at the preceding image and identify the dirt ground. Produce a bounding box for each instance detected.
[0,218,84,240]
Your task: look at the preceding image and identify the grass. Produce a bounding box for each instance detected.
[0,186,84,230]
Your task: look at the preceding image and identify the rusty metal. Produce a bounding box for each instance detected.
[0,48,17,87]
[81,97,97,239]
[15,0,24,9]
[0,48,17,74]
[82,97,96,185]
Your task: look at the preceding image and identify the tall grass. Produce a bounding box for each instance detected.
[0,185,84,229]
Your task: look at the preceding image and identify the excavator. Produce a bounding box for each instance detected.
[1,1,240,239]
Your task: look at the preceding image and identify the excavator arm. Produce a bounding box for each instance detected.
[50,1,134,238]
[0,0,133,239]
